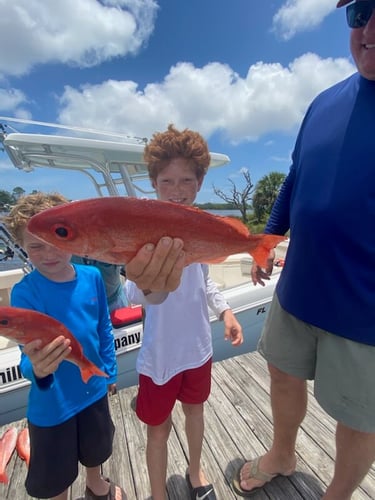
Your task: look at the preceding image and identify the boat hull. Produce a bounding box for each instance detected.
[0,273,278,425]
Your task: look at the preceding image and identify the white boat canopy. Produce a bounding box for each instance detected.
[0,119,230,198]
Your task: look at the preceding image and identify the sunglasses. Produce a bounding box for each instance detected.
[346,0,375,28]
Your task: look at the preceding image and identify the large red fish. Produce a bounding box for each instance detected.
[26,197,285,268]
[0,427,17,484]
[16,428,30,467]
[0,306,108,383]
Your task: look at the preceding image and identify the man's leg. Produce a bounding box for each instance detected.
[323,423,375,500]
[239,363,305,492]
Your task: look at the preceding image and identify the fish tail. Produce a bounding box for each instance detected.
[250,234,286,268]
[80,364,109,383]
[0,471,8,484]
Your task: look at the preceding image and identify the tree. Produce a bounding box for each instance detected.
[0,190,14,211]
[252,171,286,223]
[12,186,26,200]
[212,169,254,223]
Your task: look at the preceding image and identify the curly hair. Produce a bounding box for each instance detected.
[144,124,211,182]
[3,192,68,244]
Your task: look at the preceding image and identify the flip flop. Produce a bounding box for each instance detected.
[232,456,281,497]
[85,477,127,500]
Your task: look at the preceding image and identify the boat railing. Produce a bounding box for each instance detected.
[0,224,32,274]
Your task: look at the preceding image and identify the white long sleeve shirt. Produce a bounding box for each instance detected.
[125,263,229,385]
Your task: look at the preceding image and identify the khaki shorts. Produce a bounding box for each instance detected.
[258,294,375,433]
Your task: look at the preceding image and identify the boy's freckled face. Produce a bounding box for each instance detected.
[152,157,203,206]
[22,229,73,280]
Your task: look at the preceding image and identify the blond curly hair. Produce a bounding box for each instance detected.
[3,192,68,244]
[144,124,211,182]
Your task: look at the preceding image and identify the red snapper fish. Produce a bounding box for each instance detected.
[16,428,30,467]
[0,427,17,484]
[26,197,285,268]
[0,306,108,383]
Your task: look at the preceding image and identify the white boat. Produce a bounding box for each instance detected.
[0,117,286,425]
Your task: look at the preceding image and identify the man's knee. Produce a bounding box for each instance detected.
[268,363,306,390]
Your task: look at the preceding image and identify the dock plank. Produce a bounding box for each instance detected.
[1,352,374,499]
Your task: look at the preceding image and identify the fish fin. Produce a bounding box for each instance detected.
[80,365,109,383]
[220,216,250,236]
[249,234,286,268]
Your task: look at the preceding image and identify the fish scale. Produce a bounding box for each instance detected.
[16,428,30,467]
[0,427,18,484]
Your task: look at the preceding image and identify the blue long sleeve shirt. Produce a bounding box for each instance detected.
[265,73,375,345]
[11,264,117,426]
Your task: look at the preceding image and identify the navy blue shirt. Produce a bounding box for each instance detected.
[266,73,375,345]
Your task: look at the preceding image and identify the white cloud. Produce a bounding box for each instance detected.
[273,0,337,40]
[0,88,27,111]
[57,54,355,144]
[0,0,158,76]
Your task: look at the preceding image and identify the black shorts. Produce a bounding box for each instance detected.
[25,395,115,499]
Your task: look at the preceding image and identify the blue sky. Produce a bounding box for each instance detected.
[0,0,355,203]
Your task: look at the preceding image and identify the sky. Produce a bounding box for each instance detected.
[0,0,356,204]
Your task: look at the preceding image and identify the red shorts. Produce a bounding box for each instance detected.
[136,358,212,426]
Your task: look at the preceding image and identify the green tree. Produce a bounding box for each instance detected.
[212,169,254,223]
[12,186,26,200]
[0,190,14,211]
[252,171,286,223]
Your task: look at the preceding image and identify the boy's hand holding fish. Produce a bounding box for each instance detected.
[23,335,72,379]
[126,236,185,293]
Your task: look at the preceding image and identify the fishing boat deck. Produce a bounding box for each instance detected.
[1,351,374,500]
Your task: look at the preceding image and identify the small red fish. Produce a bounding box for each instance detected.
[16,428,30,467]
[0,306,108,383]
[27,197,285,268]
[0,427,17,484]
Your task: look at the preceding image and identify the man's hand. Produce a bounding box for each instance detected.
[23,336,72,379]
[126,237,185,292]
[251,248,275,286]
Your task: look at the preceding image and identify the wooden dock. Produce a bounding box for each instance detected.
[1,352,374,499]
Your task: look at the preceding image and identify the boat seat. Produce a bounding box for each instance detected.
[110,305,143,328]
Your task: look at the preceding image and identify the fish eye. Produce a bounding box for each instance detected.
[55,227,68,238]
[51,223,75,240]
[0,319,8,325]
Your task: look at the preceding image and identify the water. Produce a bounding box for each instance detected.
[207,209,242,217]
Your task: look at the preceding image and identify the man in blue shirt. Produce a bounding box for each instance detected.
[233,1,375,498]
